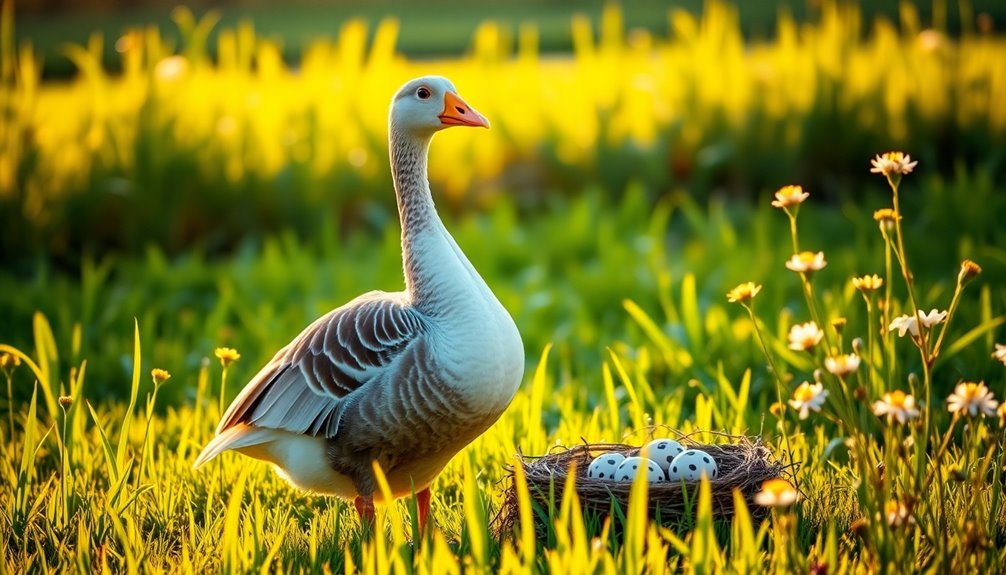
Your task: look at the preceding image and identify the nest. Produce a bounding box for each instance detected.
[495,434,790,538]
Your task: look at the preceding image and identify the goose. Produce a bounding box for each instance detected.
[194,76,525,529]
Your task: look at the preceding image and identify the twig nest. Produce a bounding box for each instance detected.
[495,435,791,539]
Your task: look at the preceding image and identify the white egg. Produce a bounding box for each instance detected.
[587,452,626,480]
[640,438,685,472]
[667,449,719,481]
[614,456,666,483]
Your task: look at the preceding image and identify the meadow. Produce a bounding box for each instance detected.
[2,1,1006,573]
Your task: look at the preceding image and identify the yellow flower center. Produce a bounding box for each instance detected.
[887,390,910,408]
[727,282,761,303]
[873,208,899,222]
[762,479,795,497]
[793,385,816,402]
[959,383,981,401]
[777,185,802,199]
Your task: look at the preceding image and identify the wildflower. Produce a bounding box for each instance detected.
[831,317,847,334]
[785,251,827,274]
[870,152,918,177]
[917,308,947,329]
[852,274,884,294]
[993,343,1006,366]
[946,381,998,417]
[215,347,241,368]
[873,208,900,232]
[58,395,73,408]
[889,309,947,338]
[873,390,921,424]
[889,315,919,338]
[151,368,172,386]
[788,322,823,351]
[958,260,981,285]
[0,353,21,371]
[851,337,864,355]
[769,401,785,418]
[771,185,809,208]
[788,381,828,420]
[884,499,913,527]
[727,282,762,304]
[825,354,860,377]
[754,478,800,507]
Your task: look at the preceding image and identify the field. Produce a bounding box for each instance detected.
[2,1,1006,573]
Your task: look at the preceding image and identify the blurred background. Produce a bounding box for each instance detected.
[2,0,1004,404]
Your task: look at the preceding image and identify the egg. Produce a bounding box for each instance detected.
[587,452,626,480]
[614,456,666,483]
[640,438,685,472]
[667,449,719,481]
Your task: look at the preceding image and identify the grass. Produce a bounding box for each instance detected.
[2,174,1006,572]
[2,0,1006,572]
[3,2,1006,263]
[16,0,1006,77]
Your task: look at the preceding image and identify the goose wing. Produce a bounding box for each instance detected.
[216,292,425,438]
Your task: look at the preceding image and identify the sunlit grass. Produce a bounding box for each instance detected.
[2,173,1005,571]
[2,2,1006,257]
[2,0,1006,572]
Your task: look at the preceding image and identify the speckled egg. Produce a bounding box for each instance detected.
[641,439,685,472]
[587,452,626,480]
[667,449,719,481]
[614,456,666,483]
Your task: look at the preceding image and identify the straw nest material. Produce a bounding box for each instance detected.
[495,435,790,538]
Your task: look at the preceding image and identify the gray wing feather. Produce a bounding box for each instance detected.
[215,292,423,438]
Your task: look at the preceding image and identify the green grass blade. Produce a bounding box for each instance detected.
[86,400,120,482]
[115,319,142,473]
[31,313,59,421]
[937,315,1006,366]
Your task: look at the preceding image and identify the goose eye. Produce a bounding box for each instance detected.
[416,87,431,100]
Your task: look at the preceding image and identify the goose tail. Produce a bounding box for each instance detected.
[193,424,275,470]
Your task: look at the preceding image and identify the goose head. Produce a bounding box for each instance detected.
[390,76,489,138]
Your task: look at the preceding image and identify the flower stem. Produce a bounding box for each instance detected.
[888,177,933,492]
[930,278,966,362]
[220,367,229,417]
[889,180,927,354]
[881,228,895,385]
[864,296,877,395]
[787,212,800,255]
[744,303,793,464]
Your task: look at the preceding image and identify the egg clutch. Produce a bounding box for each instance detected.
[586,439,719,483]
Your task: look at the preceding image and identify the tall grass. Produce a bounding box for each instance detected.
[2,1,1005,259]
[2,171,1005,571]
[2,1,1006,572]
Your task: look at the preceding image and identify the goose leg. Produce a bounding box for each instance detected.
[416,487,431,530]
[354,495,375,525]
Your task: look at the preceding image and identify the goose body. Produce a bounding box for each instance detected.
[194,77,524,520]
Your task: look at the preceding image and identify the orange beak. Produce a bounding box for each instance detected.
[439,91,490,128]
